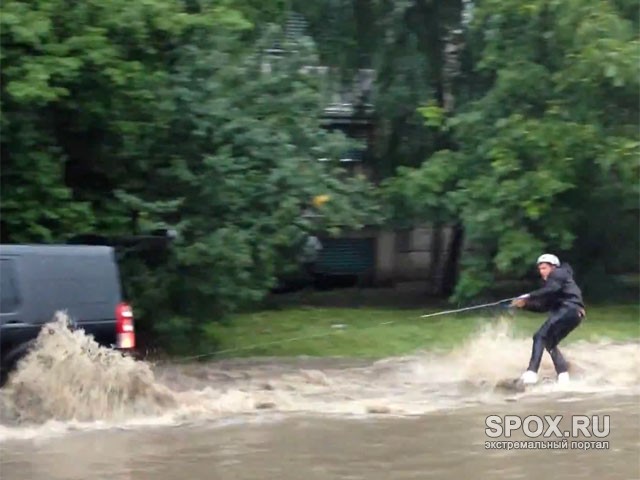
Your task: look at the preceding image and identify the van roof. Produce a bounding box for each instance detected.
[0,244,114,256]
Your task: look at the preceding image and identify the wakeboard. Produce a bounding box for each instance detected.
[494,376,556,394]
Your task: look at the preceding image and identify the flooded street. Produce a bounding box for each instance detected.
[1,317,639,479]
[2,395,639,480]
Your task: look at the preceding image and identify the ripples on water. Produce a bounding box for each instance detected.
[0,313,638,441]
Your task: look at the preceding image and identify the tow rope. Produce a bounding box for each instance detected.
[419,297,518,318]
[169,297,518,363]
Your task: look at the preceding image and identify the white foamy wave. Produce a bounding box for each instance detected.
[0,312,178,425]
[372,317,640,396]
[1,312,638,442]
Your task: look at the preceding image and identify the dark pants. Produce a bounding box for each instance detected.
[527,304,583,374]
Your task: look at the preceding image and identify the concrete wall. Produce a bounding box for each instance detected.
[330,224,459,287]
[340,225,456,285]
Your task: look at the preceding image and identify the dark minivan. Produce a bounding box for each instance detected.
[0,244,136,384]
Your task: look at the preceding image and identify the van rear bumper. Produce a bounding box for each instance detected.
[1,320,120,353]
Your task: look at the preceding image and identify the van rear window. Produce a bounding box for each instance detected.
[1,259,20,313]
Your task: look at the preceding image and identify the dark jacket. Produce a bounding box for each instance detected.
[524,263,584,312]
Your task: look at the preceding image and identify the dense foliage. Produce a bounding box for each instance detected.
[1,0,382,348]
[381,0,639,300]
[2,0,637,349]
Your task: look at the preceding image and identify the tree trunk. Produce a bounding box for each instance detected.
[428,225,443,295]
[441,223,464,296]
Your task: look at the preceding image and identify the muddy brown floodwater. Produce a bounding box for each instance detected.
[0,315,639,479]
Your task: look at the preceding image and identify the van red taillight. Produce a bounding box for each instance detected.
[115,302,135,349]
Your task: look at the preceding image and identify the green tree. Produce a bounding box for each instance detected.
[1,1,382,349]
[292,0,465,178]
[384,0,639,300]
[122,27,382,345]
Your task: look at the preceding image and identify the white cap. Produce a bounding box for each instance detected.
[537,254,560,266]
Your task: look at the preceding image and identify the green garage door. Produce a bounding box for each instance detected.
[315,238,375,275]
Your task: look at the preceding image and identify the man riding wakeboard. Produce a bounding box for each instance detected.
[511,254,586,385]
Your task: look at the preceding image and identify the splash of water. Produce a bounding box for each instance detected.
[0,313,177,424]
[0,312,637,441]
[380,316,640,393]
